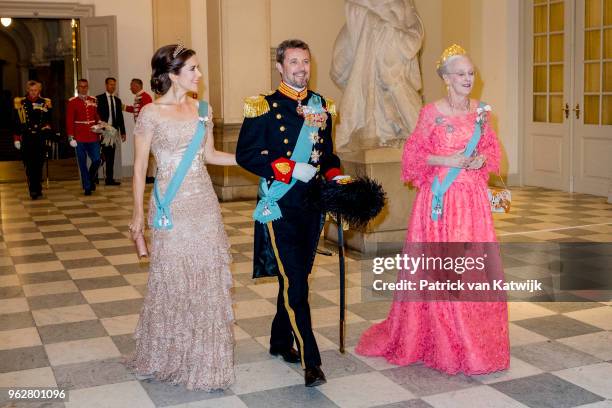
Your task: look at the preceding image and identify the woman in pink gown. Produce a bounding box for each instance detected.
[355,45,510,375]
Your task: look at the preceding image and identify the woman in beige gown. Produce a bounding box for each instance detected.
[128,44,237,391]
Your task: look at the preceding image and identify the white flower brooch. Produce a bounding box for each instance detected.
[476,105,492,124]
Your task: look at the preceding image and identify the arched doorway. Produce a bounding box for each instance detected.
[0,17,80,181]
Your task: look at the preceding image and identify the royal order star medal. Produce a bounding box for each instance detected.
[310,149,321,164]
[309,131,319,144]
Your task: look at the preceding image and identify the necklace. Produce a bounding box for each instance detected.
[447,95,470,113]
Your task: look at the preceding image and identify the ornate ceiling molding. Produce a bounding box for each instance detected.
[0,1,95,18]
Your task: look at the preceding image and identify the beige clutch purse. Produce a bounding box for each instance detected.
[134,233,148,259]
[488,174,511,213]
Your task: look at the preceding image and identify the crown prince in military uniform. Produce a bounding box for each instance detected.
[13,80,53,199]
[237,39,346,387]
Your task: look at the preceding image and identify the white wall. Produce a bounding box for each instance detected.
[477,0,520,177]
[6,0,154,171]
[190,0,209,101]
[7,0,520,178]
[432,0,521,178]
[90,0,154,170]
[222,0,271,123]
[414,0,443,103]
[270,0,346,103]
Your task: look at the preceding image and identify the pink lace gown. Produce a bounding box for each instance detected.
[355,102,510,375]
[128,104,234,390]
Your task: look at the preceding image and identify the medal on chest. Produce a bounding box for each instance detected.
[298,99,329,130]
[32,102,48,112]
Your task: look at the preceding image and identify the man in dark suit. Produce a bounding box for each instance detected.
[96,77,126,186]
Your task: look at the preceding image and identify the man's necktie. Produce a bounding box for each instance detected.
[110,95,116,126]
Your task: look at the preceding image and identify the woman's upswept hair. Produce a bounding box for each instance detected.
[150,44,196,95]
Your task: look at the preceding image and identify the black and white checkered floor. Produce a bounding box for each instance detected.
[0,181,611,408]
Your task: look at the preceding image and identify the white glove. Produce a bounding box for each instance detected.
[14,141,21,150]
[292,162,317,183]
[69,138,78,148]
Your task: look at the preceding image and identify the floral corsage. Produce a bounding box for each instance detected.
[476,104,492,125]
[198,115,210,126]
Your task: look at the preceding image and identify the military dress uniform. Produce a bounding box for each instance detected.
[236,82,341,371]
[125,90,153,121]
[66,95,101,194]
[125,90,155,183]
[13,96,53,198]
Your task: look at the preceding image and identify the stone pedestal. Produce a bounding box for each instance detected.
[324,147,416,256]
[208,122,259,202]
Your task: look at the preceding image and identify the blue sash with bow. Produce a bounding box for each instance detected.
[430,102,485,221]
[152,101,208,230]
[253,94,323,224]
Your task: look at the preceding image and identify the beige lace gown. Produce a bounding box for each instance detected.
[129,104,234,391]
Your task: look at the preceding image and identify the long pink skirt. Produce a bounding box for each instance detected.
[355,181,510,375]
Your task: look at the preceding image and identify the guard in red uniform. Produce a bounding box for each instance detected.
[124,78,153,121]
[13,80,53,199]
[66,78,101,195]
[125,78,156,183]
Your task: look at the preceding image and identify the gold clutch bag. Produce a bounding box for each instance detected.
[488,174,511,213]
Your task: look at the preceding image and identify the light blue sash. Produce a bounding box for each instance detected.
[430,102,485,221]
[153,101,208,230]
[253,94,323,224]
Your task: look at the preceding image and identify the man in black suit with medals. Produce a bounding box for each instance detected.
[237,39,347,387]
[12,80,53,199]
[96,77,126,185]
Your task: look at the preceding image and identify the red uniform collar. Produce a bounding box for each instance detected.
[278,82,307,101]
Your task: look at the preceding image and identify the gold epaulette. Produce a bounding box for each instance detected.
[14,97,26,124]
[324,97,337,117]
[13,97,24,109]
[43,98,52,108]
[243,95,270,118]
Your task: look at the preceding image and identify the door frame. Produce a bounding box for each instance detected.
[572,0,612,196]
[0,1,94,18]
[520,0,575,192]
[518,1,527,188]
[0,0,94,94]
[520,0,612,196]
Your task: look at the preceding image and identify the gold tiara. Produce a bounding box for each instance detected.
[172,40,185,59]
[436,44,467,70]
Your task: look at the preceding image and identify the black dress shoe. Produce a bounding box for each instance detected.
[270,347,301,363]
[304,366,326,387]
[84,189,92,196]
[145,176,155,184]
[30,192,39,200]
[105,180,121,186]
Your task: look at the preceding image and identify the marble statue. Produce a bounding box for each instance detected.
[331,0,425,152]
